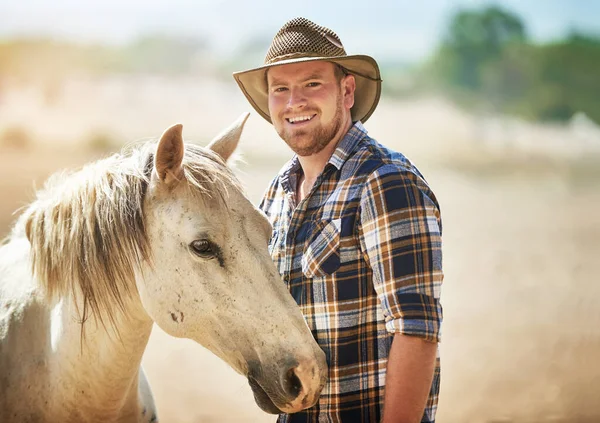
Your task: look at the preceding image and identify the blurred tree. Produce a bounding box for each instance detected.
[530,33,600,122]
[440,6,526,90]
[423,5,600,124]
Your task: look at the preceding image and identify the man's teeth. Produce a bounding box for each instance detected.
[287,115,313,123]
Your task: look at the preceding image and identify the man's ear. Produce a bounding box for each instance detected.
[343,74,356,110]
[154,123,185,185]
[207,113,250,162]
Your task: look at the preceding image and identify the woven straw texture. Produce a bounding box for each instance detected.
[265,17,346,64]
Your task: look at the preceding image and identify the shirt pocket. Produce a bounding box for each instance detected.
[302,218,341,278]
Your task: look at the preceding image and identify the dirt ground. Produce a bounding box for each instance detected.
[1,83,599,422]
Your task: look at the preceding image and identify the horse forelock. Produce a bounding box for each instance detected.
[18,141,240,329]
[181,144,243,202]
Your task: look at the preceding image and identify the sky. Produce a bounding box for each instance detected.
[1,0,599,62]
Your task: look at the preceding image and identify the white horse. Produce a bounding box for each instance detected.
[0,114,327,423]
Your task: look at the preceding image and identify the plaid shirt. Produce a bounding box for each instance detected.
[260,122,443,423]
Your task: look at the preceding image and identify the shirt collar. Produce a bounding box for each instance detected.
[327,121,368,170]
[278,121,368,193]
[278,155,302,196]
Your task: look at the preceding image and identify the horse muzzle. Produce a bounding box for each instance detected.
[247,352,328,414]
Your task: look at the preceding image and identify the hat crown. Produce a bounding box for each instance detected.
[265,17,347,65]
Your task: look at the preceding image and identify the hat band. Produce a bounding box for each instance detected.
[266,51,345,65]
[265,54,381,82]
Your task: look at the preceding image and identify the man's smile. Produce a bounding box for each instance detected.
[286,114,317,125]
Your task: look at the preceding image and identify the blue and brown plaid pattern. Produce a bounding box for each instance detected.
[260,122,443,423]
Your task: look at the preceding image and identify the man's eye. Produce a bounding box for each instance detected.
[274,87,288,92]
[189,240,216,258]
[307,82,320,87]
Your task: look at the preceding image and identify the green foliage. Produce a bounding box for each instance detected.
[1,9,598,125]
[528,35,600,122]
[424,5,600,124]
[443,6,526,90]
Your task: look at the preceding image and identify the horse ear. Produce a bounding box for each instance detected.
[155,123,185,184]
[207,112,250,162]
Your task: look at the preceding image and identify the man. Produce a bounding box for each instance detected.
[234,17,443,423]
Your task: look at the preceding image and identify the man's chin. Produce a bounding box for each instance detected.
[286,142,315,157]
[285,137,328,157]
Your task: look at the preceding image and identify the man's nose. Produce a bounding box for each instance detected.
[287,87,307,109]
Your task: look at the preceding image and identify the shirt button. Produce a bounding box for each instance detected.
[283,274,290,282]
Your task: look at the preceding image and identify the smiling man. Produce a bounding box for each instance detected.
[234,17,444,423]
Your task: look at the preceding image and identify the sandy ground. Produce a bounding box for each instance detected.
[1,79,599,422]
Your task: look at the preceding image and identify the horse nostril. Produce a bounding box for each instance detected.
[283,367,303,398]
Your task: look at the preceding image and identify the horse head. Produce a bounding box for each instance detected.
[136,114,327,414]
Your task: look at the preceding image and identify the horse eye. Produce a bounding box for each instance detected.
[190,240,215,258]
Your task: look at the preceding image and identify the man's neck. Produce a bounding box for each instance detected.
[297,118,353,182]
[295,118,353,203]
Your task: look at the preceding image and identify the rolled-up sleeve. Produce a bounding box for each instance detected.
[359,164,443,342]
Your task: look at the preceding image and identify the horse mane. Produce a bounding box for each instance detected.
[18,142,240,328]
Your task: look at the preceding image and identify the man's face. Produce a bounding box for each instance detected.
[267,61,355,157]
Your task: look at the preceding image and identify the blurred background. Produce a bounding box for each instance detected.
[1,1,599,422]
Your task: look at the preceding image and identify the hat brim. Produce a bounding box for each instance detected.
[233,55,382,124]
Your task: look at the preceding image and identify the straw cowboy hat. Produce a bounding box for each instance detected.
[233,17,382,124]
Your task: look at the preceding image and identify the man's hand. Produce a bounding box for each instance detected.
[381,334,438,423]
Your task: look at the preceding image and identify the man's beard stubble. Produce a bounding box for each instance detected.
[277,93,344,157]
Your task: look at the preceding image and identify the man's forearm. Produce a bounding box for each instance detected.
[382,333,438,423]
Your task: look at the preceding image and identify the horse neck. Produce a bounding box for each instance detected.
[50,289,153,418]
